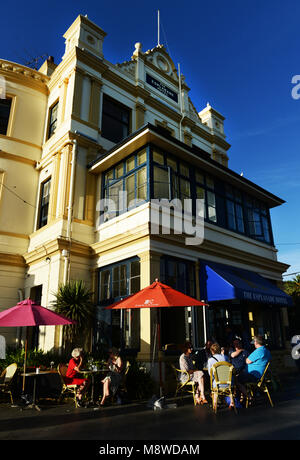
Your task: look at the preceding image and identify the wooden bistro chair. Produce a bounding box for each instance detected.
[210,361,237,414]
[245,362,274,408]
[57,363,78,408]
[171,363,197,406]
[0,362,18,404]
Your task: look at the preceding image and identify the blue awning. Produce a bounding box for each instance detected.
[199,260,292,306]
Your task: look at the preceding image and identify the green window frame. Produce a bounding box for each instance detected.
[102,149,148,220]
[195,170,217,223]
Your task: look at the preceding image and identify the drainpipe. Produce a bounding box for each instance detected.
[63,139,77,285]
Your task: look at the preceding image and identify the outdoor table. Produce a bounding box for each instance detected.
[80,368,109,405]
[20,370,57,411]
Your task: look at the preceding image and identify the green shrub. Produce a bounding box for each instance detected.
[0,347,70,372]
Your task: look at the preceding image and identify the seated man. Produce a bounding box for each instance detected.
[237,335,271,396]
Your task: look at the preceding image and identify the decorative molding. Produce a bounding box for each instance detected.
[150,231,288,276]
[0,134,42,151]
[24,237,92,265]
[0,59,49,95]
[0,230,29,239]
[91,224,150,257]
[0,150,36,166]
[0,252,26,267]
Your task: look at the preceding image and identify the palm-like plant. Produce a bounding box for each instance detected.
[284,275,300,297]
[52,280,94,351]
[284,275,300,336]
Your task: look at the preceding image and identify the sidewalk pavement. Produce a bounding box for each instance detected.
[0,372,299,441]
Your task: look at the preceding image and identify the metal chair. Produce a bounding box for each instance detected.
[170,363,197,405]
[245,362,273,408]
[0,362,17,404]
[57,363,78,407]
[210,361,237,414]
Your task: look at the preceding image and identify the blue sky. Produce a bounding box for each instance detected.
[1,0,299,279]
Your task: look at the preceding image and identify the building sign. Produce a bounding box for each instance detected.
[146,73,178,102]
[242,290,289,305]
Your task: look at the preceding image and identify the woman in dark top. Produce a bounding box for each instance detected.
[229,339,249,374]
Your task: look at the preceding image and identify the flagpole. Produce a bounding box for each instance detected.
[157,10,160,46]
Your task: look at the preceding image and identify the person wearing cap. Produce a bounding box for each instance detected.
[237,335,271,397]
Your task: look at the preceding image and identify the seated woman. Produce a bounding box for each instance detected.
[65,348,90,407]
[207,342,234,409]
[229,338,249,375]
[179,341,207,405]
[100,347,123,406]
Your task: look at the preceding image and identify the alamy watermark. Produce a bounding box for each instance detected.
[96,192,205,246]
[291,75,300,100]
[291,335,300,360]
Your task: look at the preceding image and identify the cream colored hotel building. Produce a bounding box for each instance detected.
[0,15,293,377]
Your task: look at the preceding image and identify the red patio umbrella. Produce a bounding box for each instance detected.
[105,280,208,395]
[106,280,207,309]
[0,298,74,391]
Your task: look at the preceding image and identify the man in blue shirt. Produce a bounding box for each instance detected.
[237,335,271,397]
[245,336,271,380]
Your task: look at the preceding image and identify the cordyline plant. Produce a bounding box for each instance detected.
[52,280,95,351]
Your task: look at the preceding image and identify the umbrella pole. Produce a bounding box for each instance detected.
[203,304,207,344]
[157,309,163,397]
[22,328,28,393]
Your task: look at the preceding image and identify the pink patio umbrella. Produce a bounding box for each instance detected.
[0,298,74,391]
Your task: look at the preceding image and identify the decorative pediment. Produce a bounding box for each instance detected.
[143,45,179,82]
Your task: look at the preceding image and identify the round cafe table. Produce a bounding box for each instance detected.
[20,370,58,411]
[79,368,109,405]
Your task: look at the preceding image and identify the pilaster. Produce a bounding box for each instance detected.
[137,250,161,362]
